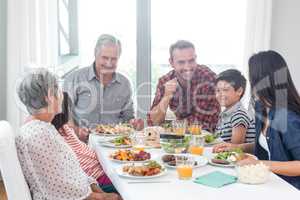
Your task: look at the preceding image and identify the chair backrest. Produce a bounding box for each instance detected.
[0,121,32,200]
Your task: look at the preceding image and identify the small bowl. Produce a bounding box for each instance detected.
[236,163,270,184]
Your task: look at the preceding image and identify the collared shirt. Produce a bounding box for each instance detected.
[64,63,134,128]
[254,102,300,190]
[16,120,95,200]
[148,65,220,130]
[216,101,256,142]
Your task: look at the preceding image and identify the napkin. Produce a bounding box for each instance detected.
[194,171,237,188]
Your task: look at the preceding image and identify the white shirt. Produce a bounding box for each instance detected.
[16,120,95,200]
[259,132,271,159]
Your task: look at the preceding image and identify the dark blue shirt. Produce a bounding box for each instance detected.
[254,102,300,190]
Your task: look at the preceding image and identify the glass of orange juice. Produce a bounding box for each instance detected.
[172,120,186,136]
[176,155,194,180]
[188,122,202,135]
[132,132,146,151]
[189,135,205,155]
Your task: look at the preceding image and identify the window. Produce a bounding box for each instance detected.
[151,0,248,97]
[57,0,79,63]
[76,0,248,118]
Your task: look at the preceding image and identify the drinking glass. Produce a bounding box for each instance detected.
[176,155,194,180]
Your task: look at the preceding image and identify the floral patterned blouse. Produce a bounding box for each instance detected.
[15,120,96,200]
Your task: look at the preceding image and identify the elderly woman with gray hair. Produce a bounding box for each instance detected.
[16,68,120,200]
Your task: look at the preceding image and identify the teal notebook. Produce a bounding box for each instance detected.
[194,171,237,188]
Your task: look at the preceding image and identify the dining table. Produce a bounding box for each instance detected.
[89,134,299,200]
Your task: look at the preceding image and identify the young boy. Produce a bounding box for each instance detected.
[215,69,255,144]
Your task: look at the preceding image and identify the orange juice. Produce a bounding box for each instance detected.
[189,145,204,155]
[174,127,185,135]
[188,126,201,135]
[177,166,193,179]
[133,145,145,151]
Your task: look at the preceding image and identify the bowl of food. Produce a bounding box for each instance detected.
[160,134,190,154]
[236,163,270,184]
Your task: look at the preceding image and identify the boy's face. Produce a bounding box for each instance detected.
[216,80,243,108]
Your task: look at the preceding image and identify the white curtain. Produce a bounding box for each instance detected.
[242,0,273,109]
[6,0,58,130]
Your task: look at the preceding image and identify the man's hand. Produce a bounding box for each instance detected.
[130,119,144,131]
[164,78,178,98]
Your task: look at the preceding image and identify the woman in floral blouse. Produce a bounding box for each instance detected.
[16,69,120,200]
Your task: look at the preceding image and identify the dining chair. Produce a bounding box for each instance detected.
[0,121,32,200]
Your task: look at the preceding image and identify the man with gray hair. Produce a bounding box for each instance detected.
[148,40,220,131]
[64,34,142,138]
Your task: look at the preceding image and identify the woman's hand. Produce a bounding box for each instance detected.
[237,156,260,166]
[212,142,239,153]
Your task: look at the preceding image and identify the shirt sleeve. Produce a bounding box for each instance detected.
[62,124,98,159]
[231,110,251,129]
[16,125,94,200]
[120,84,135,122]
[147,80,165,125]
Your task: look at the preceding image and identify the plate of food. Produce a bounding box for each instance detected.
[161,154,208,169]
[209,148,254,168]
[109,149,151,163]
[100,136,132,148]
[93,124,134,136]
[116,161,167,179]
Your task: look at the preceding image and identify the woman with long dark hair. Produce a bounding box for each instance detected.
[213,50,300,189]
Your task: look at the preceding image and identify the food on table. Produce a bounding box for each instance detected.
[94,124,134,135]
[110,149,151,161]
[122,161,163,176]
[204,134,217,143]
[109,136,132,146]
[212,148,246,165]
[161,154,198,167]
[236,163,270,184]
[160,135,190,154]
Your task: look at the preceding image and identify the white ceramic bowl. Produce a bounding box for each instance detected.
[236,163,270,184]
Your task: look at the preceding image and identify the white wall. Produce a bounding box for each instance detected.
[0,0,7,120]
[270,0,300,90]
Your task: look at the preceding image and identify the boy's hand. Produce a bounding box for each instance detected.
[212,142,239,153]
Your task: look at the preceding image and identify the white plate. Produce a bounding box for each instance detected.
[208,153,257,168]
[116,165,167,179]
[110,157,151,164]
[162,154,208,169]
[92,131,130,137]
[205,137,223,146]
[100,142,132,148]
[208,159,235,168]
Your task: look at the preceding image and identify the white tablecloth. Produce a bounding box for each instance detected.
[89,134,299,200]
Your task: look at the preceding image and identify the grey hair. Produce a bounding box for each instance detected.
[169,40,195,60]
[94,34,122,57]
[17,68,59,114]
